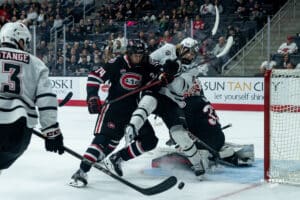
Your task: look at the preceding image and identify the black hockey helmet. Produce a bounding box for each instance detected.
[127,39,147,55]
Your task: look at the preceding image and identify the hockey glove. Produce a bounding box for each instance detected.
[87,96,102,114]
[43,125,64,155]
[162,59,180,77]
[158,72,174,85]
[124,124,138,146]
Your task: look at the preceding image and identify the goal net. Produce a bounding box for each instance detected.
[264,69,300,184]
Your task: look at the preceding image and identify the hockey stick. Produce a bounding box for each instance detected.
[101,79,161,107]
[221,123,232,130]
[58,92,73,107]
[36,92,177,195]
[32,129,177,195]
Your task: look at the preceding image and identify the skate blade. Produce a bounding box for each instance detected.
[68,180,86,188]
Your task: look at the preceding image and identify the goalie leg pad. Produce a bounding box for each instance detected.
[220,143,255,166]
[130,95,158,131]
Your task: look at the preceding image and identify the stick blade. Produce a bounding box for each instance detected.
[138,176,177,195]
[59,92,73,107]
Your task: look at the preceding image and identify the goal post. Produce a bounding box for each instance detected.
[264,69,300,184]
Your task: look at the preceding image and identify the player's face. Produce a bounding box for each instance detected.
[130,53,144,64]
[181,51,196,64]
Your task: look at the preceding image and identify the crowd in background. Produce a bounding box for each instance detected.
[0,0,289,76]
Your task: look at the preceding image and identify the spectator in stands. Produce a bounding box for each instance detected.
[193,14,205,31]
[78,48,91,64]
[158,30,173,46]
[212,36,230,66]
[78,19,87,36]
[92,19,103,34]
[36,40,48,61]
[234,0,248,21]
[56,55,64,73]
[286,62,296,69]
[282,54,290,68]
[147,38,158,53]
[277,36,298,55]
[171,31,185,45]
[39,21,51,42]
[113,39,126,56]
[82,40,93,54]
[86,18,93,34]
[171,20,182,35]
[67,55,79,75]
[52,14,63,30]
[186,0,198,17]
[103,40,114,63]
[212,0,223,14]
[200,0,214,16]
[249,1,264,29]
[138,30,148,44]
[115,32,127,47]
[76,55,92,75]
[27,5,38,22]
[142,11,157,23]
[256,59,277,76]
[37,9,46,24]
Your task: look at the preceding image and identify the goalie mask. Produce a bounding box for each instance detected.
[177,37,199,65]
[0,22,32,51]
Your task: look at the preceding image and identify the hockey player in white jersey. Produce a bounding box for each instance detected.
[106,37,210,179]
[0,22,64,173]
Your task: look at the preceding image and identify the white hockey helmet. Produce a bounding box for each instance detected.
[0,22,32,51]
[178,37,199,64]
[180,37,198,49]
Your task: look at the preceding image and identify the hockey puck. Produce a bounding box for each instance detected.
[178,181,185,190]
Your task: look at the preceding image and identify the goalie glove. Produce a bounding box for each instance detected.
[87,96,102,114]
[124,124,138,146]
[42,123,64,155]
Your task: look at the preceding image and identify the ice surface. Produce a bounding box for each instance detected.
[1,107,300,200]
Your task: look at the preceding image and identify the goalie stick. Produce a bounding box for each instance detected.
[35,92,177,195]
[32,129,177,195]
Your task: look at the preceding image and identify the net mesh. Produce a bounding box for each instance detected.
[269,69,300,184]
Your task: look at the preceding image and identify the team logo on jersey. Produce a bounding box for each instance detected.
[165,50,171,56]
[120,73,142,90]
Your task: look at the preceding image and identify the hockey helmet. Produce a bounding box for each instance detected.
[178,37,199,64]
[0,22,32,51]
[127,39,147,55]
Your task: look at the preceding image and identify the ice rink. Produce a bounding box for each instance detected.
[1,106,300,200]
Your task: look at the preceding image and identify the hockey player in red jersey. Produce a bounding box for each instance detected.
[69,39,164,187]
[0,22,64,174]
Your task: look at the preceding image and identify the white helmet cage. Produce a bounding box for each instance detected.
[0,22,32,51]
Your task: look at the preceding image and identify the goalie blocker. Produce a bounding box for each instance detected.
[152,142,255,168]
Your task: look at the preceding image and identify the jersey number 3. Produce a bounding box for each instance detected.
[0,63,21,94]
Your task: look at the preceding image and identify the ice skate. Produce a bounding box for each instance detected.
[104,152,124,176]
[69,169,88,188]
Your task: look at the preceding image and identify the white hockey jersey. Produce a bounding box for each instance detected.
[0,47,58,130]
[149,43,203,108]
